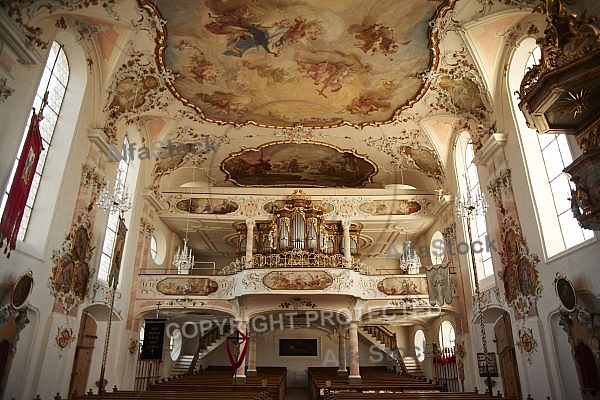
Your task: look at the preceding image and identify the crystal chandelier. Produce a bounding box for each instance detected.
[399,231,421,274]
[173,237,194,274]
[96,177,132,213]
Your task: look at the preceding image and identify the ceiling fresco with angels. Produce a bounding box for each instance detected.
[146,0,449,127]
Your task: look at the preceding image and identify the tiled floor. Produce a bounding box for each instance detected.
[285,387,311,400]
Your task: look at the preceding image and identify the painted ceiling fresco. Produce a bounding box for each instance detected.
[148,0,445,127]
[221,142,377,187]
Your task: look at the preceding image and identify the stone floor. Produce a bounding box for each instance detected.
[285,387,311,400]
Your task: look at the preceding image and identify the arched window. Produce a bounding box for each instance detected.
[455,132,493,282]
[150,235,158,261]
[508,38,594,257]
[430,230,444,264]
[438,320,455,351]
[0,41,69,241]
[97,136,131,283]
[414,329,426,362]
[169,328,182,361]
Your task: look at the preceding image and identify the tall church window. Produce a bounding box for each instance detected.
[414,329,426,362]
[455,132,493,282]
[97,137,130,283]
[438,320,455,351]
[509,38,594,257]
[0,41,69,241]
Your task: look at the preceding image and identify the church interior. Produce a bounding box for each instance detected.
[0,0,600,399]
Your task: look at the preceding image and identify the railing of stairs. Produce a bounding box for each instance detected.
[188,325,228,373]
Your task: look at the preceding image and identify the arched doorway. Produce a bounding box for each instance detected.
[68,313,97,397]
[494,313,521,400]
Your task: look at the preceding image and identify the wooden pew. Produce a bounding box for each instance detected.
[324,392,510,400]
[145,366,286,400]
[74,366,286,400]
[308,366,444,400]
[75,390,271,400]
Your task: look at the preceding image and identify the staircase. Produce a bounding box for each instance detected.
[360,325,424,377]
[171,325,229,375]
[402,355,425,378]
[172,355,195,375]
[360,325,403,372]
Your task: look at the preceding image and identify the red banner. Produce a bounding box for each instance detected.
[226,329,249,370]
[0,111,43,257]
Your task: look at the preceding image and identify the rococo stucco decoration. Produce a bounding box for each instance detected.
[49,213,95,312]
[488,167,542,317]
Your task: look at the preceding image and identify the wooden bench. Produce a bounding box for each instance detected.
[324,392,510,400]
[74,366,286,400]
[308,367,445,400]
[146,366,286,400]
[74,390,271,400]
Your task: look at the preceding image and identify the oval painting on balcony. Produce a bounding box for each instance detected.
[264,271,333,290]
[377,277,425,296]
[156,277,219,296]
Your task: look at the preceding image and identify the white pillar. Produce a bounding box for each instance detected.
[342,220,352,268]
[348,321,361,384]
[337,330,348,376]
[245,220,255,269]
[246,333,257,376]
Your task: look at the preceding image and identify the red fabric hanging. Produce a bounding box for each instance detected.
[0,111,44,257]
[226,329,249,370]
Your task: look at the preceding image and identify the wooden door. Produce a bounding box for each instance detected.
[68,313,97,397]
[495,314,522,400]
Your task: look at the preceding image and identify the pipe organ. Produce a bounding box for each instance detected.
[235,191,361,258]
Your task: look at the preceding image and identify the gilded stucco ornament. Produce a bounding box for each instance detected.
[49,212,95,313]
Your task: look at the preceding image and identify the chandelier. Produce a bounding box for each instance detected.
[173,237,194,274]
[455,175,492,394]
[455,186,488,218]
[399,231,421,274]
[96,176,131,213]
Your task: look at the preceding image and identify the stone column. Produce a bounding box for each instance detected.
[246,333,257,376]
[342,220,352,268]
[234,320,247,383]
[348,321,361,384]
[245,220,255,269]
[337,330,348,376]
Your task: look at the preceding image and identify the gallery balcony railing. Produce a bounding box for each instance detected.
[214,250,387,275]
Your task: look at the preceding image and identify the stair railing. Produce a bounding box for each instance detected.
[188,325,229,373]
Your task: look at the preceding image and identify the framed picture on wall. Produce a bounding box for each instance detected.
[278,339,318,357]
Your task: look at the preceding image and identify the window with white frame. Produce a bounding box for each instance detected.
[0,41,69,241]
[97,137,130,283]
[455,132,493,282]
[509,38,594,257]
[438,320,455,351]
[150,235,157,261]
[414,329,426,362]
